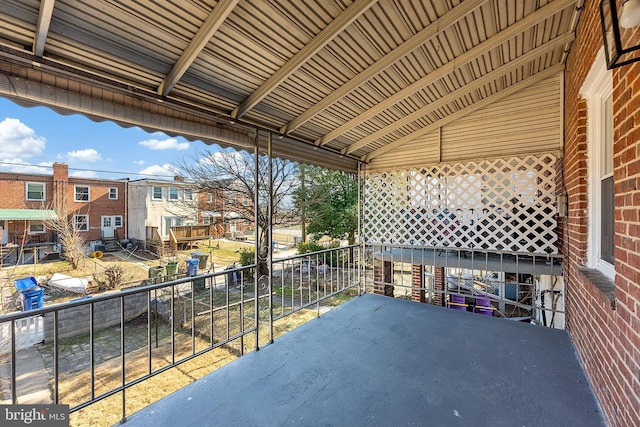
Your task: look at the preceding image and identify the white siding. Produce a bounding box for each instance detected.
[441,74,562,161]
[369,73,563,170]
[367,131,441,172]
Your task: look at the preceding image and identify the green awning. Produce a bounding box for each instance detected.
[0,209,57,221]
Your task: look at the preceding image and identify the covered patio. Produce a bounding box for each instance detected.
[0,0,638,426]
[123,294,603,427]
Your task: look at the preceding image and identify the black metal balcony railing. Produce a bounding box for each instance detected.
[0,243,565,424]
[0,245,361,424]
[366,243,564,327]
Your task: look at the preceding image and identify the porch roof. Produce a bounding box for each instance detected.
[124,294,603,427]
[0,209,57,221]
[0,1,581,172]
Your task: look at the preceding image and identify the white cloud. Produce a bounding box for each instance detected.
[67,148,102,162]
[139,137,189,151]
[133,160,146,165]
[138,163,178,177]
[0,160,51,174]
[0,118,46,160]
[71,170,98,178]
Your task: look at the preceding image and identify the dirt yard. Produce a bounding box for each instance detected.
[0,239,257,314]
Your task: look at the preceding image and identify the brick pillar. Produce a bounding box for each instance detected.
[373,259,394,297]
[411,264,425,303]
[433,266,445,306]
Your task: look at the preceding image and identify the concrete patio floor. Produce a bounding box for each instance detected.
[122,293,604,427]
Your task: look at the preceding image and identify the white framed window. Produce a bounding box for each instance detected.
[184,188,193,201]
[109,187,118,200]
[26,182,45,201]
[168,187,179,201]
[152,186,163,200]
[75,185,90,202]
[206,194,213,203]
[114,216,123,227]
[74,215,89,231]
[29,221,45,234]
[581,48,615,280]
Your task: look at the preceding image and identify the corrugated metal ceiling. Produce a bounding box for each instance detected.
[0,0,581,172]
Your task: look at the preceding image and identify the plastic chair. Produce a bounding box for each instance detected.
[474,296,497,316]
[447,294,469,311]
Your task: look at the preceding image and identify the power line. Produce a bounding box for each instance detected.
[0,161,177,178]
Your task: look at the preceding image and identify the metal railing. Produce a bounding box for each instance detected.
[365,243,564,327]
[0,245,360,423]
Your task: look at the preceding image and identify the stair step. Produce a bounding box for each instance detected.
[104,241,120,252]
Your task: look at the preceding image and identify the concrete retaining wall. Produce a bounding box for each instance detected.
[43,292,148,342]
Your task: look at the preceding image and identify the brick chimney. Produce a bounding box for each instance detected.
[52,162,69,208]
[174,175,185,182]
[53,162,68,182]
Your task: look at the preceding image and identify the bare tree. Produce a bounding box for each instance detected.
[44,195,88,270]
[175,148,298,276]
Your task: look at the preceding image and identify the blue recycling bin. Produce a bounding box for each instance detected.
[19,287,44,311]
[14,276,44,311]
[186,258,199,277]
[225,265,241,286]
[14,276,38,293]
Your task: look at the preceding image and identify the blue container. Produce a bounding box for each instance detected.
[186,258,199,276]
[225,265,240,286]
[14,276,38,293]
[20,287,44,311]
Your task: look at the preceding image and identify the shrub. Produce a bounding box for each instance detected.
[297,240,325,254]
[239,248,254,266]
[239,248,255,279]
[297,240,345,267]
[93,264,127,291]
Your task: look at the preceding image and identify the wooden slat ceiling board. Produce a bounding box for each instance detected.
[0,0,581,172]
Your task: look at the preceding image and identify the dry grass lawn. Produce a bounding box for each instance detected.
[65,308,320,427]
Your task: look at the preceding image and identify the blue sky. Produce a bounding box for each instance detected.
[0,97,215,180]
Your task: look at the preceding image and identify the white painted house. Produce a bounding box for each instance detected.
[127,177,198,243]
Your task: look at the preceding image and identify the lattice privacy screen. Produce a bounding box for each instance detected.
[364,154,558,254]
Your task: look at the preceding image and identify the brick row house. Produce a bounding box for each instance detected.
[0,163,247,262]
[0,163,127,260]
[196,180,253,239]
[563,2,640,425]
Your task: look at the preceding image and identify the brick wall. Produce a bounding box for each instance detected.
[0,172,55,242]
[43,292,148,342]
[0,173,52,209]
[564,2,640,426]
[65,176,127,241]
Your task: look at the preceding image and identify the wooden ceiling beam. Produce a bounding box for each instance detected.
[33,0,56,57]
[364,64,564,162]
[279,0,487,135]
[231,0,376,121]
[342,32,574,155]
[157,0,240,97]
[317,0,577,149]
